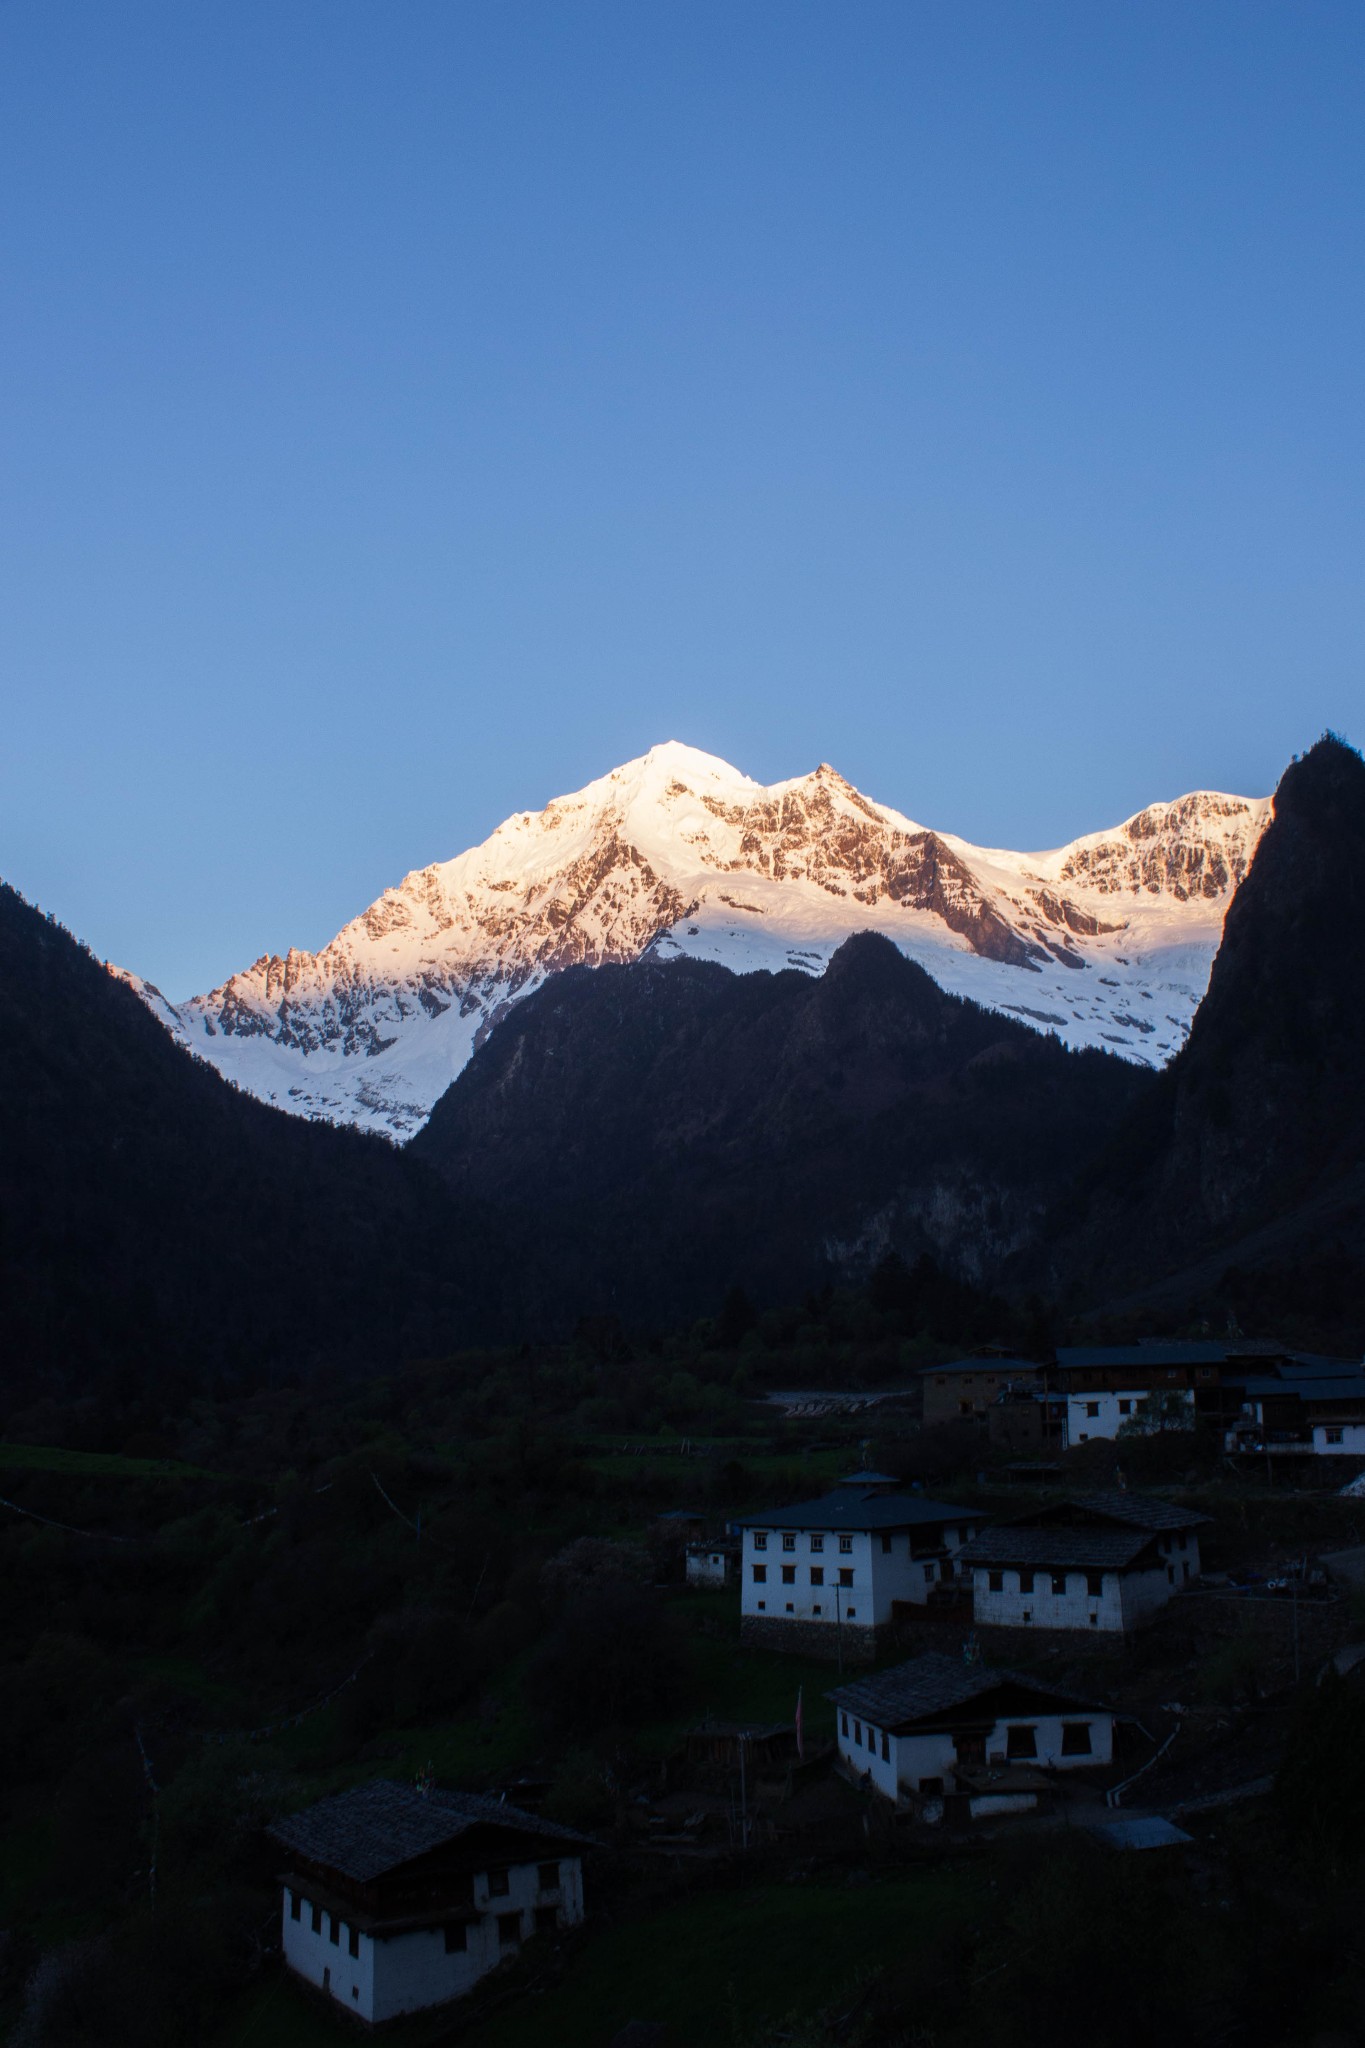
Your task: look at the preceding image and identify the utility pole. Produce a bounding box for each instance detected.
[835,1582,844,1676]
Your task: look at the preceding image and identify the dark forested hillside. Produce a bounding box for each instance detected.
[0,886,487,1403]
[412,930,1150,1327]
[1044,734,1365,1345]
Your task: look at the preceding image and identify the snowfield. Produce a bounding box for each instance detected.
[115,743,1271,1138]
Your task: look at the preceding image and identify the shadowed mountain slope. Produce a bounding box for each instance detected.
[412,930,1150,1326]
[0,886,484,1397]
[1045,734,1365,1344]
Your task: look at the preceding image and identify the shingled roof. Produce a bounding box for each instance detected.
[1045,1491,1210,1533]
[957,1524,1155,1571]
[268,1781,591,1885]
[828,1651,1099,1729]
[732,1490,975,1533]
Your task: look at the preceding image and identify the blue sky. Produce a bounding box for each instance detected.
[3,2,1362,997]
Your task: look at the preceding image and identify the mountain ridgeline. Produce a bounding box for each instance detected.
[3,734,1362,1388]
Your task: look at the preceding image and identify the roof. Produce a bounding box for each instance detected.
[828,1651,1101,1729]
[957,1525,1155,1571]
[1055,1342,1284,1372]
[268,1781,592,1885]
[1044,1490,1210,1533]
[1082,1814,1193,1852]
[732,1489,976,1533]
[1240,1375,1365,1404]
[836,1470,898,1486]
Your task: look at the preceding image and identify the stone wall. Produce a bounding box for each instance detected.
[740,1614,879,1663]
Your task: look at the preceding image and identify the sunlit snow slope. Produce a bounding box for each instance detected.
[120,743,1271,1137]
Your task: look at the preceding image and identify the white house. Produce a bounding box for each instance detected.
[958,1491,1207,1634]
[686,1539,738,1587]
[733,1483,982,1661]
[830,1651,1115,1813]
[269,1782,592,2025]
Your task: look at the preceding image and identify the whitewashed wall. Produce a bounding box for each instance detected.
[282,1855,584,2026]
[1312,1424,1365,1455]
[1066,1389,1193,1443]
[835,1707,1113,1802]
[740,1519,979,1631]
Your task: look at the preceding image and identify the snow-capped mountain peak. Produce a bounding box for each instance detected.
[122,748,1271,1136]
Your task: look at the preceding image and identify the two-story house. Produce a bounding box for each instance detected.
[830,1651,1115,1813]
[958,1491,1208,1633]
[733,1482,983,1660]
[268,1782,592,2024]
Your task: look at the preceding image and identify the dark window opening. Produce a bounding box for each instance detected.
[838,1568,853,1587]
[1086,1571,1104,1597]
[497,1912,521,1947]
[1018,1570,1034,1593]
[290,1893,302,1922]
[781,1565,795,1583]
[329,1914,340,1946]
[881,1732,890,1761]
[444,1923,467,1954]
[810,1566,823,1586]
[1051,1572,1067,1596]
[311,1903,323,1935]
[752,1564,767,1583]
[488,1870,510,1898]
[1006,1724,1038,1759]
[1061,1723,1092,1756]
[988,1570,1004,1593]
[348,1925,360,1959]
[538,1861,560,1890]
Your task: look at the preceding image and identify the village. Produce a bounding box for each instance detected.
[235,1333,1365,2044]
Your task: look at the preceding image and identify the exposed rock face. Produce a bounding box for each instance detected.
[119,743,1270,1136]
[1042,735,1365,1338]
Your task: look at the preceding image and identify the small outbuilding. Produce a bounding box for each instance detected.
[269,1781,592,2025]
[685,1538,739,1587]
[829,1651,1114,1812]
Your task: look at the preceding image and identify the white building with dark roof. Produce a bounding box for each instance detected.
[958,1492,1208,1633]
[829,1651,1114,1813]
[268,1781,592,2024]
[732,1482,983,1660]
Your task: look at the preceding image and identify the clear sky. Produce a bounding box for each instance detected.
[3,2,1362,997]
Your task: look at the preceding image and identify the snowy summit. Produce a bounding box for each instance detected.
[118,742,1271,1137]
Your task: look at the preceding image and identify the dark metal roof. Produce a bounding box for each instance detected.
[1055,1342,1285,1372]
[836,1471,899,1487]
[1049,1490,1210,1533]
[268,1781,591,1885]
[1240,1376,1365,1403]
[958,1525,1155,1570]
[732,1490,977,1533]
[828,1651,1100,1729]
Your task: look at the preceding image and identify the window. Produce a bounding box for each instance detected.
[535,1906,558,1934]
[846,1607,857,1618]
[881,1534,892,1553]
[838,1568,853,1587]
[752,1564,767,1583]
[785,1601,794,1612]
[810,1566,824,1586]
[854,1720,862,1745]
[311,1903,323,1935]
[959,1400,973,1416]
[348,1926,360,1959]
[839,1536,853,1554]
[1167,1565,1175,1584]
[1079,1433,1089,1443]
[1327,1427,1345,1445]
[1088,1613,1098,1627]
[497,1913,521,1947]
[329,1914,340,1946]
[1085,1401,1100,1418]
[1061,1723,1092,1756]
[444,1924,467,1954]
[290,1893,302,1923]
[1005,1724,1038,1759]
[810,1534,824,1552]
[757,1600,766,1610]
[841,1712,849,1735]
[813,1603,822,1614]
[881,1732,890,1762]
[1051,1572,1067,1596]
[538,1861,560,1890]
[1018,1570,1034,1594]
[1182,1562,1192,1583]
[919,1776,944,1796]
[988,1570,1004,1593]
[1118,1400,1132,1417]
[923,1561,936,1582]
[487,1870,510,1898]
[1086,1572,1104,1597]
[753,1532,768,1550]
[781,1565,796,1583]
[782,1533,796,1551]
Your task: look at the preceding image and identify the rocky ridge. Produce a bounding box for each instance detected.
[121,743,1270,1136]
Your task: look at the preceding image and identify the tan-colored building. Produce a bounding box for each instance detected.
[920,1358,1040,1430]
